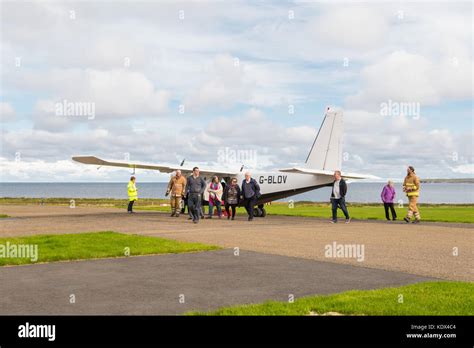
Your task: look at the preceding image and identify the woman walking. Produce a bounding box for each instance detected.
[223,177,241,220]
[206,176,223,219]
[381,180,397,220]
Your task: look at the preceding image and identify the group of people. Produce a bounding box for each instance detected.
[164,167,261,223]
[127,165,421,224]
[331,166,421,223]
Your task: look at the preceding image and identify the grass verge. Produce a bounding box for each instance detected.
[1,198,472,223]
[264,203,474,223]
[0,231,219,266]
[189,281,474,316]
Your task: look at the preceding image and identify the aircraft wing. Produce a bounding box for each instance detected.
[72,156,239,177]
[278,167,378,180]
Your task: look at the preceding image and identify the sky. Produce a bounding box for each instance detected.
[0,0,472,182]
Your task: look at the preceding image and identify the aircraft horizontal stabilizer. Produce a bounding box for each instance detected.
[278,167,378,180]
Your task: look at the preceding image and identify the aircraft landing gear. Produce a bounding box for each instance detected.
[253,204,267,218]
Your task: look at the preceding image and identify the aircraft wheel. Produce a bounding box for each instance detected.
[254,207,263,217]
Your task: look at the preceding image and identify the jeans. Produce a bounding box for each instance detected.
[225,203,237,218]
[331,197,349,221]
[383,202,397,220]
[187,205,203,218]
[127,200,135,212]
[208,200,222,217]
[244,196,257,219]
[188,193,202,221]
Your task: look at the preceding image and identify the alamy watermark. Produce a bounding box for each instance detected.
[217,147,258,168]
[55,99,95,120]
[324,241,365,262]
[380,99,420,120]
[18,322,55,341]
[0,242,38,262]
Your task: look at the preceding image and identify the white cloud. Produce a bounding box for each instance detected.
[451,164,474,175]
[308,6,389,50]
[346,50,472,110]
[0,102,15,122]
[343,109,472,178]
[0,1,472,181]
[1,106,471,181]
[22,69,171,129]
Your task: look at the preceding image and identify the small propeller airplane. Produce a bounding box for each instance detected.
[73,108,374,217]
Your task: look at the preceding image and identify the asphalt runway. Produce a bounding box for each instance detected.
[0,249,435,315]
[1,205,472,281]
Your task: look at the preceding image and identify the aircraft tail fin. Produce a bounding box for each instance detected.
[304,109,343,171]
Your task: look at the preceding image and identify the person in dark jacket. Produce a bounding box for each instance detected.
[223,177,241,220]
[241,172,260,221]
[330,170,350,223]
[186,167,207,224]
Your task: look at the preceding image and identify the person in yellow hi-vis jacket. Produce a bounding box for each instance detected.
[127,176,138,213]
[403,166,421,223]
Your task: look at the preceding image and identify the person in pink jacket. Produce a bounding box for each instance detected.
[381,180,397,221]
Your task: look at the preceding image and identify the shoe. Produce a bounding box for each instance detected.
[345,218,351,224]
[392,218,397,221]
[227,215,230,220]
[188,217,192,220]
[171,213,176,217]
[248,217,253,221]
[412,220,420,224]
[231,217,235,220]
[206,216,212,219]
[330,220,336,223]
[175,214,180,217]
[403,217,410,223]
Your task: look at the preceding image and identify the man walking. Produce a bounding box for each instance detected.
[403,166,421,223]
[241,172,260,221]
[127,176,138,213]
[186,167,207,224]
[330,170,350,223]
[165,169,187,217]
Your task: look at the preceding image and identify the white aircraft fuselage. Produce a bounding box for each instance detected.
[213,171,332,205]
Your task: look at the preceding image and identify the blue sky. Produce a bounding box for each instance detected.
[0,0,472,182]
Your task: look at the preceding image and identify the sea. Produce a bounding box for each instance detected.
[1,182,473,204]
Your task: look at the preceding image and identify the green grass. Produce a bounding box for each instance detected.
[1,198,472,223]
[0,214,9,218]
[0,197,172,213]
[264,202,474,223]
[189,281,474,316]
[0,231,219,266]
